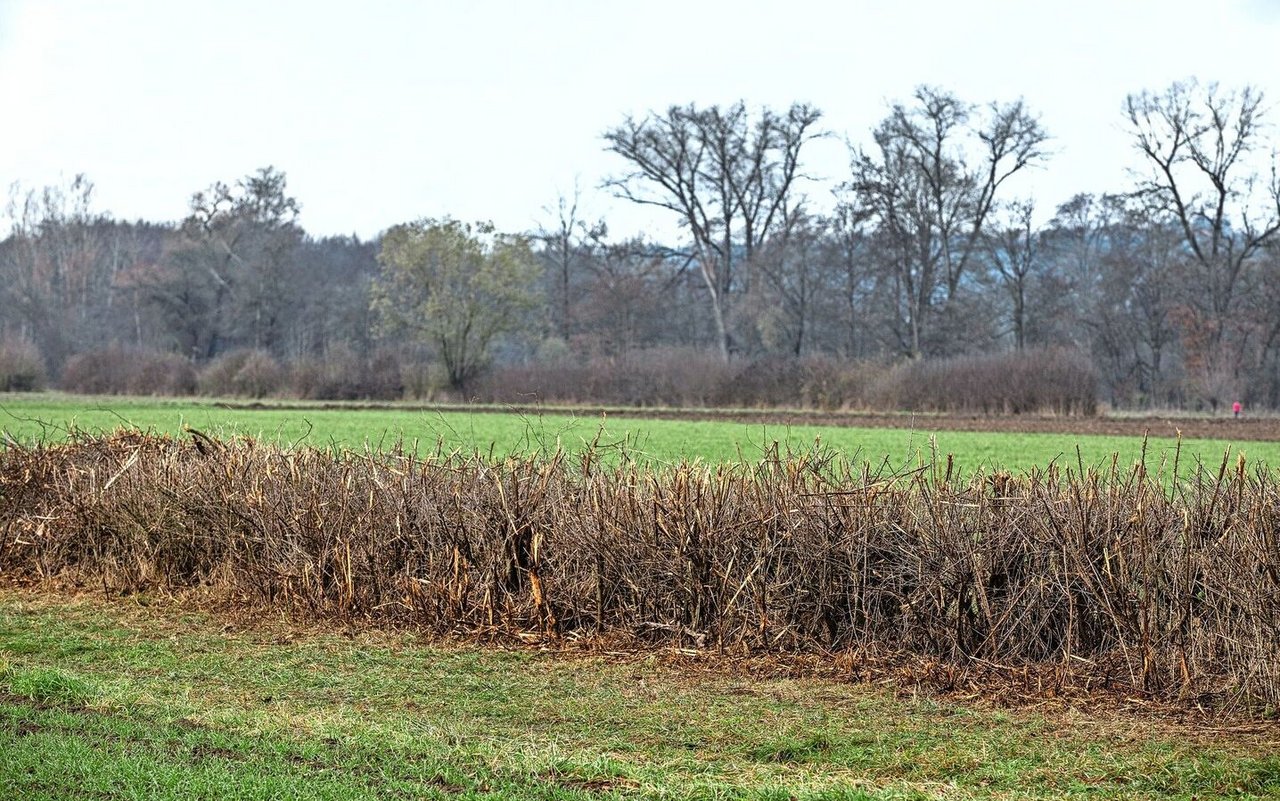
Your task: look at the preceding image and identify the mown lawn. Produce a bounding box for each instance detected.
[2,590,1279,800]
[0,393,1274,477]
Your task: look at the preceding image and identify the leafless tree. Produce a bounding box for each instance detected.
[1102,206,1184,405]
[1248,245,1280,406]
[823,202,878,358]
[535,184,607,342]
[1125,80,1280,353]
[182,166,303,356]
[985,200,1038,350]
[844,87,1048,358]
[1,175,119,366]
[749,206,830,356]
[574,235,693,355]
[604,102,824,361]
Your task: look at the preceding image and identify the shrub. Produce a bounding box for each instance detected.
[472,347,735,407]
[473,350,889,410]
[0,340,46,392]
[198,350,251,396]
[399,360,438,400]
[237,352,284,398]
[796,356,884,410]
[202,350,287,399]
[363,351,405,400]
[61,347,196,396]
[285,346,403,401]
[870,347,1097,416]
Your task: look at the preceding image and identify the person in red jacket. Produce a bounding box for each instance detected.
[1233,400,1243,418]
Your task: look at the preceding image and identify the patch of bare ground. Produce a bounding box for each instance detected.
[211,400,1280,441]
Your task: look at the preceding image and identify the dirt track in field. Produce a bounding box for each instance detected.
[216,401,1280,442]
[593,408,1280,441]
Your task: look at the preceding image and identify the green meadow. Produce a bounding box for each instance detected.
[6,395,1280,799]
[3,592,1280,801]
[0,393,1274,477]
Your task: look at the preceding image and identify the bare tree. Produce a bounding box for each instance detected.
[984,200,1038,350]
[844,87,1048,358]
[535,184,607,342]
[2,175,118,366]
[1100,205,1184,406]
[575,234,694,355]
[182,166,303,357]
[824,202,878,358]
[604,102,824,360]
[1125,80,1280,355]
[1248,245,1280,406]
[750,206,829,356]
[1044,194,1115,308]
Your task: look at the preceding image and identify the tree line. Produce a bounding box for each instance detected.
[2,79,1279,411]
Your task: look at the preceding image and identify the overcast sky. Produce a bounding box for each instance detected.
[1,0,1278,239]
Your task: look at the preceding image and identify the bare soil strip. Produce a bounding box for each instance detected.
[213,400,1280,441]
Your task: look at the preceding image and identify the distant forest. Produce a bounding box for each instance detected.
[3,80,1279,413]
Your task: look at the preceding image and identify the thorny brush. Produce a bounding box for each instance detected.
[3,430,1279,714]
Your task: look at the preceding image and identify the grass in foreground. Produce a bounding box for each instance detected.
[0,393,1276,477]
[2,591,1280,800]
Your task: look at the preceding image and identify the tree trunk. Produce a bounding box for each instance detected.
[1014,281,1025,351]
[711,297,731,362]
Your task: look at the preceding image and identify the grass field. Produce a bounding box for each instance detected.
[7,396,1280,798]
[1,393,1276,476]
[3,591,1280,800]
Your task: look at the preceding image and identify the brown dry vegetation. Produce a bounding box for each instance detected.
[3,432,1280,714]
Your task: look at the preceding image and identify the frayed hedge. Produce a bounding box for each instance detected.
[471,347,1097,414]
[2,432,1277,707]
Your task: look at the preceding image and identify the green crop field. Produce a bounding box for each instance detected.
[0,393,1275,477]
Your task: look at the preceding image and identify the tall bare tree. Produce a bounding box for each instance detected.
[1248,245,1280,406]
[2,175,118,366]
[604,101,824,360]
[1125,80,1280,374]
[985,200,1038,351]
[844,87,1048,358]
[574,235,694,355]
[535,184,607,342]
[749,206,829,356]
[181,166,303,356]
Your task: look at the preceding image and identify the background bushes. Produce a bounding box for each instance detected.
[54,346,408,401]
[869,348,1099,415]
[287,346,403,401]
[472,348,882,409]
[60,347,197,396]
[4,339,1098,414]
[473,346,1097,415]
[0,340,46,392]
[199,350,285,398]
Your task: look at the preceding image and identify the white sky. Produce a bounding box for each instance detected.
[1,0,1278,240]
